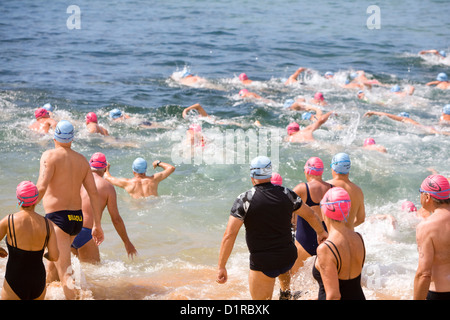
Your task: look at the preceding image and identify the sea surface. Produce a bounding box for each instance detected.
[0,0,449,300]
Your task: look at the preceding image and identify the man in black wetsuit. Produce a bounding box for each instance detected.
[216,156,327,300]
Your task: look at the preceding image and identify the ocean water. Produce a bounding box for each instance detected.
[0,0,449,300]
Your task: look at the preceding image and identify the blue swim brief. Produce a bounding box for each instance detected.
[71,227,92,249]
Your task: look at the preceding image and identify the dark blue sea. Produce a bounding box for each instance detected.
[0,0,449,300]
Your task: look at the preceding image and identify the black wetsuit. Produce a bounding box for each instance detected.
[230,182,302,277]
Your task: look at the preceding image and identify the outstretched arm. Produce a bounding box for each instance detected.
[104,163,130,189]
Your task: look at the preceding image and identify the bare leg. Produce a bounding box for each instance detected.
[248,270,276,300]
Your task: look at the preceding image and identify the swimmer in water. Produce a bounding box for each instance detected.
[363,110,450,135]
[284,111,334,143]
[238,73,253,85]
[426,72,450,90]
[284,98,323,118]
[29,108,57,134]
[310,92,328,106]
[110,108,165,129]
[186,123,206,147]
[419,49,447,59]
[362,137,387,153]
[104,157,175,199]
[238,89,276,104]
[182,103,243,127]
[389,84,415,96]
[85,112,109,136]
[439,104,450,125]
[285,67,307,85]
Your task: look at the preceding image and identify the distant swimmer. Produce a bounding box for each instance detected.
[29,108,57,134]
[324,71,334,79]
[419,49,447,59]
[284,111,334,143]
[414,175,450,300]
[310,92,328,106]
[439,104,450,125]
[271,172,283,186]
[284,98,323,118]
[177,70,209,87]
[216,156,327,300]
[85,112,109,136]
[363,110,449,135]
[0,181,59,300]
[348,70,386,87]
[238,73,253,85]
[238,88,262,99]
[182,103,243,127]
[285,67,306,85]
[36,120,104,300]
[73,152,137,263]
[362,137,387,153]
[401,200,430,220]
[186,123,206,147]
[110,108,165,129]
[426,72,450,90]
[390,84,415,96]
[327,152,365,230]
[42,103,56,117]
[104,157,175,199]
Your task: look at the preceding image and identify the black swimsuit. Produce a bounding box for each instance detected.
[312,233,366,300]
[296,183,332,255]
[5,214,50,300]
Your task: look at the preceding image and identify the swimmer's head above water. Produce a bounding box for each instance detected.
[320,187,351,222]
[304,157,324,176]
[86,112,98,124]
[16,181,39,207]
[420,174,450,200]
[110,109,123,119]
[330,152,351,175]
[132,157,147,174]
[250,156,272,180]
[54,120,74,143]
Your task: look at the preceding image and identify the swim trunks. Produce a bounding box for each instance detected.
[427,290,450,300]
[45,210,83,236]
[71,227,92,249]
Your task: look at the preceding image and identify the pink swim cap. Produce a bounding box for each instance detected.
[304,157,324,176]
[239,73,248,81]
[314,92,324,101]
[89,152,107,169]
[320,187,351,221]
[271,172,283,186]
[401,201,417,212]
[287,122,300,135]
[189,123,202,132]
[35,108,49,119]
[16,181,39,207]
[86,112,98,124]
[239,89,249,97]
[363,138,376,146]
[420,175,450,200]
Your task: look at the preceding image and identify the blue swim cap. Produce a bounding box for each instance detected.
[42,103,54,112]
[324,71,334,77]
[54,120,74,143]
[132,157,147,174]
[398,112,410,118]
[390,85,401,92]
[250,156,272,180]
[182,71,192,78]
[350,72,358,79]
[443,104,450,115]
[283,99,294,108]
[302,112,312,120]
[331,152,351,175]
[110,109,123,119]
[439,50,447,58]
[437,72,448,81]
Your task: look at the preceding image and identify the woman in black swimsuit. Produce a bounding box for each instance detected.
[313,187,366,300]
[0,181,59,300]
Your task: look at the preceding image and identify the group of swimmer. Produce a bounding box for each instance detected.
[1,47,449,300]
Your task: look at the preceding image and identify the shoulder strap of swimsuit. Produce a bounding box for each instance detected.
[7,214,17,248]
[355,232,366,266]
[42,217,50,250]
[323,240,342,274]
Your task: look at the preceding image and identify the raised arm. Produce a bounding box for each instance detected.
[152,161,175,182]
[182,103,209,118]
[104,162,131,189]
